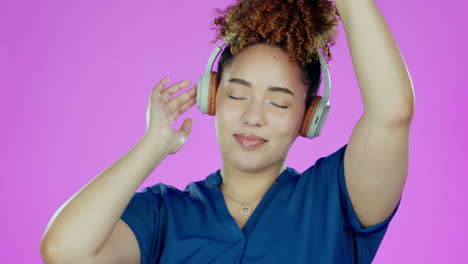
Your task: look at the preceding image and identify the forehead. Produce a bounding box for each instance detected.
[221,44,306,93]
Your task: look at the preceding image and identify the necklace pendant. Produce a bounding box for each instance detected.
[240,203,251,215]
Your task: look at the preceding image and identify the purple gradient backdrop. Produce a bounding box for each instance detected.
[2,0,467,263]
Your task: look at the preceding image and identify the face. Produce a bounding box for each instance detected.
[215,43,308,173]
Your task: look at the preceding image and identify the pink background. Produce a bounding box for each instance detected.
[2,0,467,263]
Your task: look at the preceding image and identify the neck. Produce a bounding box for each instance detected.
[219,161,287,202]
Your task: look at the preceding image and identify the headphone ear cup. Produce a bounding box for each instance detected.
[196,72,218,115]
[207,72,218,116]
[313,103,330,138]
[197,73,212,114]
[300,96,322,138]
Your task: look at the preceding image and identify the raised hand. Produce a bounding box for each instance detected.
[145,76,197,155]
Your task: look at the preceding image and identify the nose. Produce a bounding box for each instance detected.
[241,101,267,127]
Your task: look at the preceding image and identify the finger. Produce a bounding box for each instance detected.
[170,97,196,121]
[152,76,169,95]
[171,97,196,121]
[162,79,191,97]
[167,86,197,113]
[178,118,193,141]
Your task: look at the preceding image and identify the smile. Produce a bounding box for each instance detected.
[234,134,268,150]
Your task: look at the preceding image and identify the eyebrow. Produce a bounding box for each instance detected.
[228,78,295,97]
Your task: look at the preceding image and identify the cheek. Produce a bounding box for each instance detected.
[270,110,304,136]
[215,95,238,133]
[216,96,230,118]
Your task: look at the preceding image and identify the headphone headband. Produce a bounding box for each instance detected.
[204,41,229,74]
[316,47,331,107]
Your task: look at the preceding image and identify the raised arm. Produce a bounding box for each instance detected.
[334,0,415,228]
[40,77,197,263]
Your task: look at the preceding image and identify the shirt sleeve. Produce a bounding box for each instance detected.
[120,185,162,264]
[329,144,401,233]
[323,144,401,263]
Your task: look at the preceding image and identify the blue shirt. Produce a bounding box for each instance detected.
[120,144,400,263]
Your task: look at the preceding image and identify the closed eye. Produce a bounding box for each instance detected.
[228,95,245,100]
[271,103,288,109]
[229,94,288,108]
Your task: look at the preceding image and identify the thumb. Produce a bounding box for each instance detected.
[177,118,193,144]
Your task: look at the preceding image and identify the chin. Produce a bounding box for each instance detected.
[232,159,268,173]
[226,150,283,173]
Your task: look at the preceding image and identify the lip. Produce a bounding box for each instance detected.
[234,134,268,150]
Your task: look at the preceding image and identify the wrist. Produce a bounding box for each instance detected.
[139,133,172,158]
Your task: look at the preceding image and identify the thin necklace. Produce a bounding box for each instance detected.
[222,192,264,216]
[218,168,283,216]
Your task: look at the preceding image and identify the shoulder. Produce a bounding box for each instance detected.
[296,144,348,185]
[141,171,218,204]
[303,144,348,174]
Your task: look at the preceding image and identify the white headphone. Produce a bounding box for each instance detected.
[197,40,331,139]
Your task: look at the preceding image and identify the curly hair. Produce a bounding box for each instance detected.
[210,0,341,108]
[212,0,340,64]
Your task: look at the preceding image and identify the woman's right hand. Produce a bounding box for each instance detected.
[145,76,197,155]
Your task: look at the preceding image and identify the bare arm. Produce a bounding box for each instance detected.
[333,0,414,228]
[40,77,197,264]
[40,134,168,264]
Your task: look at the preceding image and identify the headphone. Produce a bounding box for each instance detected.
[197,40,331,139]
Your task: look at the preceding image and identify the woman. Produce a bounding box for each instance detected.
[40,0,414,263]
